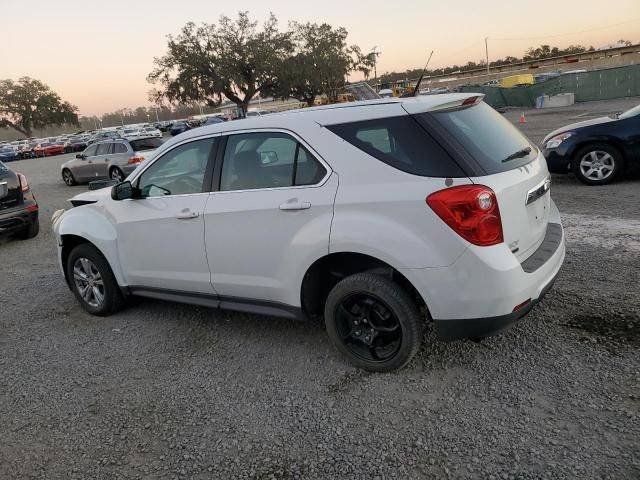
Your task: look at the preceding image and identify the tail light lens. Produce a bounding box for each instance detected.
[127,156,144,164]
[427,185,503,246]
[17,173,29,192]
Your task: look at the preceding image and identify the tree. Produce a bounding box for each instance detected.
[273,22,373,106]
[0,77,78,138]
[148,12,292,115]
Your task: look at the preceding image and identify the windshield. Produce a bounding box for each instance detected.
[415,102,537,174]
[0,147,13,152]
[130,137,163,151]
[619,104,640,119]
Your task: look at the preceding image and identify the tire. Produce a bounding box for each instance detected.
[110,167,124,182]
[572,143,624,185]
[62,169,76,186]
[16,219,39,240]
[66,243,125,316]
[324,273,423,372]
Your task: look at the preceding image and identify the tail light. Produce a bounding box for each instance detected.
[127,156,144,164]
[426,185,503,246]
[17,173,29,192]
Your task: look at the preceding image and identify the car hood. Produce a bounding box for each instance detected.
[69,186,112,204]
[542,115,616,143]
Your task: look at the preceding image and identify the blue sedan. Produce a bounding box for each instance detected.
[0,146,20,162]
[542,104,640,185]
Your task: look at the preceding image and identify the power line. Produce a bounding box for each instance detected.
[490,18,640,41]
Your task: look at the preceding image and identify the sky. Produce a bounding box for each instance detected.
[2,0,639,117]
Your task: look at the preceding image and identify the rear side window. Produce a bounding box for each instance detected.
[112,143,127,154]
[130,138,163,151]
[327,115,464,177]
[415,102,537,174]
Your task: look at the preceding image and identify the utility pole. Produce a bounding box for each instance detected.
[154,107,160,122]
[485,37,490,74]
[371,46,380,90]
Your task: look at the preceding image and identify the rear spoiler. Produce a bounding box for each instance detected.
[402,94,485,115]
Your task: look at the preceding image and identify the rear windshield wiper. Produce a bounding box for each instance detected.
[501,146,532,163]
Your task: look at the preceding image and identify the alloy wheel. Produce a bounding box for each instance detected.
[63,170,74,185]
[579,150,615,181]
[73,257,105,308]
[110,169,124,182]
[335,293,402,362]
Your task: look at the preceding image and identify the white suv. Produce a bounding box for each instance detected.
[52,94,565,372]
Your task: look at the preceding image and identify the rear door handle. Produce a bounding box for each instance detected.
[176,210,200,220]
[279,199,311,211]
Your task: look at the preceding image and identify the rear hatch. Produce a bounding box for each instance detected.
[409,99,550,261]
[0,162,22,211]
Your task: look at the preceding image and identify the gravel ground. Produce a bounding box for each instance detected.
[1,99,639,479]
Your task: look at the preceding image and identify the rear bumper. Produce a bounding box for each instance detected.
[435,270,558,340]
[400,201,565,341]
[0,204,38,235]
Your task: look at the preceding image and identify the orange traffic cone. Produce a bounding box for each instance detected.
[519,112,527,124]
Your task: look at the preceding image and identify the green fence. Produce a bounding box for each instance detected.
[460,64,640,108]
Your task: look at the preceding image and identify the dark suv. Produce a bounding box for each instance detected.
[0,161,39,239]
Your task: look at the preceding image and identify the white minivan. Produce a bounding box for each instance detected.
[52,94,564,371]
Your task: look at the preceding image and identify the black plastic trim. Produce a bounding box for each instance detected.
[127,286,307,321]
[434,270,559,341]
[521,223,563,273]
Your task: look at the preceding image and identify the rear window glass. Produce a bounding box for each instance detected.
[327,115,464,177]
[415,102,537,174]
[130,138,163,151]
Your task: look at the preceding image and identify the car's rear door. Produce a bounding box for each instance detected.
[203,130,337,308]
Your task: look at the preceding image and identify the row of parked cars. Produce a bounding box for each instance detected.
[0,125,163,162]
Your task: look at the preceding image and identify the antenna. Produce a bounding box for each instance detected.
[402,50,434,97]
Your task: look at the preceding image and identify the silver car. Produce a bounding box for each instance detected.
[61,137,163,186]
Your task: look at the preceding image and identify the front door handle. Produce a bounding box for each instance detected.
[279,199,311,211]
[176,210,200,220]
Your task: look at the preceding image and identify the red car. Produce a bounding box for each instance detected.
[34,141,65,157]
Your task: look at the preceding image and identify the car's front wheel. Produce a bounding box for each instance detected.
[324,273,423,372]
[62,168,76,186]
[573,143,623,185]
[66,243,125,316]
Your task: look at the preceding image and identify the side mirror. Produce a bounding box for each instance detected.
[111,181,134,201]
[76,153,86,160]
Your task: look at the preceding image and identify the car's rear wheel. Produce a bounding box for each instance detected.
[62,169,76,186]
[110,167,124,182]
[16,219,39,240]
[66,243,125,316]
[324,273,423,372]
[573,143,623,185]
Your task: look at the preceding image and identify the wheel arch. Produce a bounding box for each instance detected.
[300,251,428,320]
[568,136,629,168]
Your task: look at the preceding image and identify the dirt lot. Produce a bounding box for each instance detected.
[1,98,639,479]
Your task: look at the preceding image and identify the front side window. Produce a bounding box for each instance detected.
[137,137,215,197]
[83,145,98,157]
[220,132,326,191]
[96,143,111,155]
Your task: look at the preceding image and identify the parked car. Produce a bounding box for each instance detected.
[140,126,162,138]
[34,141,65,157]
[60,136,163,185]
[169,121,190,136]
[542,103,640,185]
[0,146,20,162]
[65,136,90,153]
[52,93,565,372]
[0,161,39,239]
[202,116,225,126]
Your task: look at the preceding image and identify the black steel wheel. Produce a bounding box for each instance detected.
[325,273,423,372]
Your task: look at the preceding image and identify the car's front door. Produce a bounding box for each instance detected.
[109,136,218,294]
[203,130,337,307]
[74,144,99,182]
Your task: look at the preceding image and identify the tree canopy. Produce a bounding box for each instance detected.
[149,12,372,113]
[0,77,78,138]
[148,12,293,115]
